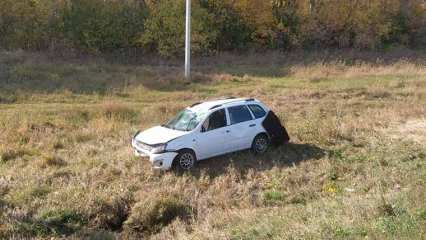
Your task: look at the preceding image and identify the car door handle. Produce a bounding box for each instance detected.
[226,130,231,133]
[249,124,256,127]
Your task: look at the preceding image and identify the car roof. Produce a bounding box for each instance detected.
[189,97,262,113]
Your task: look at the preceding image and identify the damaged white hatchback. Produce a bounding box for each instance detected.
[132,98,290,170]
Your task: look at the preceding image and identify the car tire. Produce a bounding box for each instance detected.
[252,133,269,155]
[174,150,196,171]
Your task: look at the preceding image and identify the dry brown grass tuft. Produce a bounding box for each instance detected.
[209,73,235,82]
[190,72,213,84]
[101,101,138,122]
[90,194,134,231]
[123,194,193,237]
[0,149,28,163]
[51,140,65,150]
[0,179,10,196]
[40,154,67,168]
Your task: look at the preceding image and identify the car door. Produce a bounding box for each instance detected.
[226,105,257,151]
[247,103,269,137]
[195,109,230,160]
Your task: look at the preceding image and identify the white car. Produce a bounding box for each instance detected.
[132,98,290,170]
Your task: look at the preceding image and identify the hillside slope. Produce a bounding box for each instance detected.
[0,51,426,239]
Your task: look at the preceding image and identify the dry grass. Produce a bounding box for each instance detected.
[386,119,426,143]
[40,154,67,168]
[0,50,425,239]
[290,60,426,81]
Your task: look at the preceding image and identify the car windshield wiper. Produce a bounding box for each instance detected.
[162,124,174,130]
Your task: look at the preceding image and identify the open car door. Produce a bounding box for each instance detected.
[262,111,290,146]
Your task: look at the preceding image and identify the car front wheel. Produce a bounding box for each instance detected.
[252,134,269,154]
[174,150,196,170]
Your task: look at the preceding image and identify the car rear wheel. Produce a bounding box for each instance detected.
[174,150,196,170]
[252,134,269,154]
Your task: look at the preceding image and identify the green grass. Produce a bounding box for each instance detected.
[0,51,426,239]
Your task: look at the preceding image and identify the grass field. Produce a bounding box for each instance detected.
[0,50,426,239]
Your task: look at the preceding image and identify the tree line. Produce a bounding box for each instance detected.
[0,0,424,56]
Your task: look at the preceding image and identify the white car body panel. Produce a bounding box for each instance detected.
[132,98,271,170]
[195,125,233,160]
[134,126,187,145]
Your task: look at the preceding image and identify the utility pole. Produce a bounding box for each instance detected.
[185,0,191,80]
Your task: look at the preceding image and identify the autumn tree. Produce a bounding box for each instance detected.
[0,0,424,53]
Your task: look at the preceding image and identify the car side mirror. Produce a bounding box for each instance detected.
[201,126,206,133]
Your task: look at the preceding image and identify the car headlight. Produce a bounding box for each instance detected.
[151,143,167,154]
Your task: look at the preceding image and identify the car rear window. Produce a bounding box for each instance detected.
[248,104,267,119]
[228,105,253,124]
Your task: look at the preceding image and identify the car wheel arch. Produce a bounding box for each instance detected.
[255,132,270,142]
[172,148,197,170]
[251,132,270,154]
[175,148,197,161]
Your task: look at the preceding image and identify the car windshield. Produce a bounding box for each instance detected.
[164,109,206,131]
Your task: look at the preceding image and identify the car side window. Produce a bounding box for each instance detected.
[228,105,253,125]
[202,109,227,132]
[248,104,267,119]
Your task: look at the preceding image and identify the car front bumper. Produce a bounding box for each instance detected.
[131,139,177,170]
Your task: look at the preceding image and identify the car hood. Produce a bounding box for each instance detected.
[134,126,188,145]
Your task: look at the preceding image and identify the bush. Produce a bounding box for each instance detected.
[32,208,87,236]
[6,185,50,206]
[141,0,217,57]
[272,0,305,49]
[2,208,83,237]
[200,0,254,51]
[60,0,147,52]
[0,0,54,50]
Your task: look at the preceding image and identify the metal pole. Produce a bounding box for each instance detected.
[185,0,191,80]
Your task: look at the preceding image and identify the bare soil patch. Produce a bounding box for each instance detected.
[387,119,426,143]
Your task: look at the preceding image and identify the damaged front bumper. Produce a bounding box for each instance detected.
[131,139,177,170]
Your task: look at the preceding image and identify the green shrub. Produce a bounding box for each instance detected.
[0,0,54,50]
[28,208,87,236]
[60,0,147,52]
[141,0,217,57]
[6,185,50,206]
[272,0,304,49]
[263,189,285,204]
[330,225,368,239]
[200,1,254,51]
[418,209,426,221]
[8,209,83,237]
